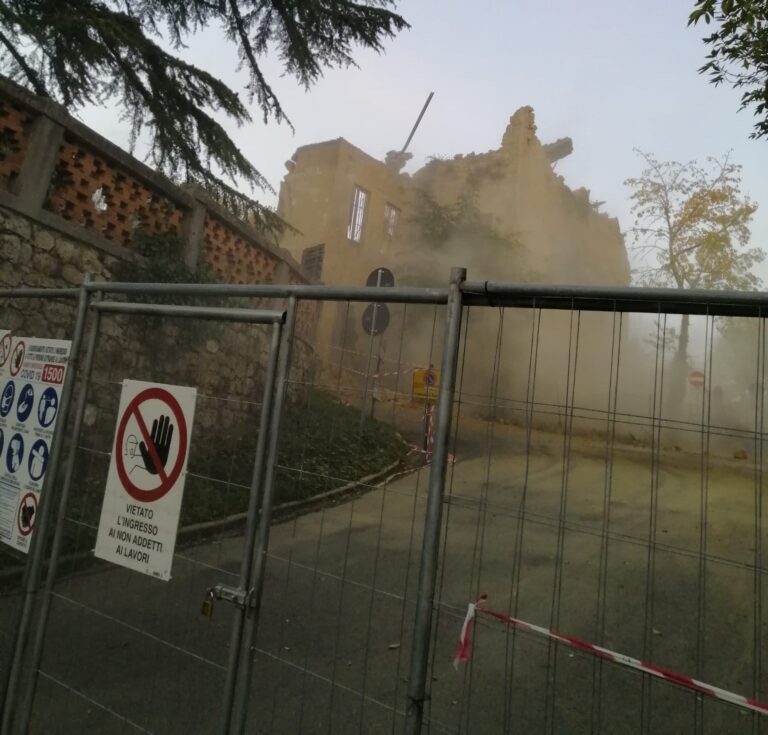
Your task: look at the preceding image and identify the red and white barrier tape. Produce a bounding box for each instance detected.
[316,354,417,380]
[325,344,424,370]
[454,595,768,716]
[407,443,455,465]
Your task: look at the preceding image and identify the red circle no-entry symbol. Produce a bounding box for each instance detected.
[688,370,706,388]
[17,492,38,537]
[115,387,189,503]
[0,333,11,369]
[9,340,25,377]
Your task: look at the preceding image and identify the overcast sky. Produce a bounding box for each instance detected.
[79,0,768,281]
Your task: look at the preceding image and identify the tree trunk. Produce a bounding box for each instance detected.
[668,313,690,419]
[677,313,690,365]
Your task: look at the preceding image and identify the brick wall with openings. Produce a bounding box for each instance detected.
[0,74,317,351]
[45,136,185,249]
[202,214,278,283]
[0,74,318,446]
[0,98,31,191]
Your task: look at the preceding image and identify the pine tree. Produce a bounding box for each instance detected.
[0,0,408,232]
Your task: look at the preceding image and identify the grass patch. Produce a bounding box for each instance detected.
[0,389,407,581]
[180,389,406,525]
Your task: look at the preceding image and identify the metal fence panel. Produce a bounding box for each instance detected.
[0,289,85,730]
[3,278,768,734]
[239,289,460,735]
[421,298,767,735]
[2,296,286,734]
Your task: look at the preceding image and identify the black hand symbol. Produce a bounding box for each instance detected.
[139,415,173,475]
[14,350,22,370]
[21,504,35,529]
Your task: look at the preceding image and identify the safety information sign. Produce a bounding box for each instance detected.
[412,367,441,402]
[95,380,197,581]
[0,334,71,553]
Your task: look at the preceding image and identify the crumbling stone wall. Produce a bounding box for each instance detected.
[377,108,631,420]
[396,106,629,286]
[276,107,630,409]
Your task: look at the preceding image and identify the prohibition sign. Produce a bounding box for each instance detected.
[0,333,11,369]
[10,340,24,377]
[115,387,188,503]
[688,370,706,388]
[17,492,38,537]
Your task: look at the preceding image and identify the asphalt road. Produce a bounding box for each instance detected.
[2,419,766,734]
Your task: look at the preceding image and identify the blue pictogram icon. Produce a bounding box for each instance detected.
[38,387,59,428]
[1,381,15,418]
[28,439,49,482]
[6,432,24,474]
[16,384,34,422]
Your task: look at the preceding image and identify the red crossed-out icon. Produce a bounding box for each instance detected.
[115,387,188,503]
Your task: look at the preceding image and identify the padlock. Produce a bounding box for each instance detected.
[201,589,214,619]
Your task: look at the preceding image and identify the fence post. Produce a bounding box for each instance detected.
[403,267,466,735]
[218,320,283,735]
[231,297,297,734]
[1,279,91,735]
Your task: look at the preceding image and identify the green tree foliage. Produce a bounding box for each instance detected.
[0,0,407,232]
[626,148,764,367]
[689,0,768,139]
[409,167,518,252]
[411,189,507,248]
[112,230,216,287]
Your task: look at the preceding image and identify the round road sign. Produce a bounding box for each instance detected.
[362,303,390,336]
[688,370,705,388]
[366,268,395,288]
[115,387,189,503]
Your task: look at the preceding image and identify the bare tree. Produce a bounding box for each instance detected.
[626,149,763,369]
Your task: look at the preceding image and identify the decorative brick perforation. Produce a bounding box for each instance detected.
[200,214,315,337]
[286,263,318,338]
[202,214,278,283]
[0,100,31,190]
[45,136,185,248]
[295,301,319,340]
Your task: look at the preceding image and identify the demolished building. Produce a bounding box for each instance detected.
[277,107,632,412]
[277,106,629,289]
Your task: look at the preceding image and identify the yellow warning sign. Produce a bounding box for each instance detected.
[412,367,440,402]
